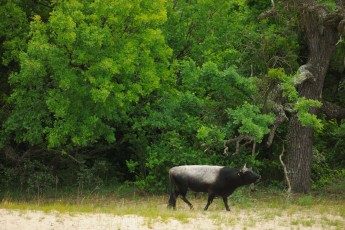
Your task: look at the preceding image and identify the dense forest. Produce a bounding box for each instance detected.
[1,0,345,198]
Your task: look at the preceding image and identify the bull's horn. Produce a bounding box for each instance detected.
[243,163,247,169]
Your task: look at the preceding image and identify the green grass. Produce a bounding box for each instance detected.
[0,194,197,223]
[1,187,345,229]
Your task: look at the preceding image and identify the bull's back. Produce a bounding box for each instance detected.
[169,165,224,191]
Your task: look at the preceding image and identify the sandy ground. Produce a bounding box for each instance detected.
[1,208,344,230]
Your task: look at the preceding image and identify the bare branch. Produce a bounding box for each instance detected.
[64,152,83,164]
[279,143,291,194]
[271,0,275,8]
[224,135,255,155]
[223,145,229,155]
[252,142,257,156]
[235,140,240,154]
[267,104,289,147]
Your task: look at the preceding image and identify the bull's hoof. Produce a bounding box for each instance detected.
[167,204,176,210]
[189,205,194,210]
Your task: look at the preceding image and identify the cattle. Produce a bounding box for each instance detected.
[167,164,261,211]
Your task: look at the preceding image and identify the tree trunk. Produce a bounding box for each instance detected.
[286,116,313,193]
[285,3,340,193]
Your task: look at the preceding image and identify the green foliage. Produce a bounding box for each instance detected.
[312,162,345,193]
[130,88,206,191]
[330,121,345,166]
[295,98,323,130]
[164,0,248,68]
[267,68,287,81]
[0,159,54,195]
[4,0,171,148]
[77,160,109,193]
[312,119,345,191]
[227,102,275,142]
[140,139,201,192]
[0,1,29,65]
[0,151,119,198]
[267,68,324,130]
[22,160,54,193]
[197,125,226,146]
[268,68,298,102]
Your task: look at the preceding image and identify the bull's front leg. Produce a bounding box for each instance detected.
[222,197,230,211]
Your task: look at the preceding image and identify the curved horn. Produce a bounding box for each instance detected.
[243,163,247,169]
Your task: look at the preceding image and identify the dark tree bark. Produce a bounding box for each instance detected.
[286,115,314,193]
[319,100,345,120]
[285,1,343,192]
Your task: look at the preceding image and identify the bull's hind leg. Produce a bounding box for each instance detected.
[204,194,215,211]
[168,191,179,209]
[180,190,193,209]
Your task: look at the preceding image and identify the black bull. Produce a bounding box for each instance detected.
[167,165,261,211]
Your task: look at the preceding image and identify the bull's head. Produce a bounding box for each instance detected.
[238,163,261,184]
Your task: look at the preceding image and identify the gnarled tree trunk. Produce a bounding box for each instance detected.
[285,2,341,193]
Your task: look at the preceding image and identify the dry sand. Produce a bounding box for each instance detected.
[1,208,344,230]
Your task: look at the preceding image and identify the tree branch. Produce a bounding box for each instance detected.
[318,99,345,120]
[279,143,291,194]
[271,0,275,8]
[295,64,316,84]
[258,8,277,20]
[224,135,255,155]
[267,104,289,147]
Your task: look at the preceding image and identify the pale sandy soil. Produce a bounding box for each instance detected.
[1,208,344,230]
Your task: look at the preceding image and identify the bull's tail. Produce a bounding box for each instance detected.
[167,169,177,209]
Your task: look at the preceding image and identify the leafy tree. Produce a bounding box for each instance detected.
[283,0,345,193]
[256,0,345,192]
[3,0,171,148]
[0,1,27,144]
[0,0,54,147]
